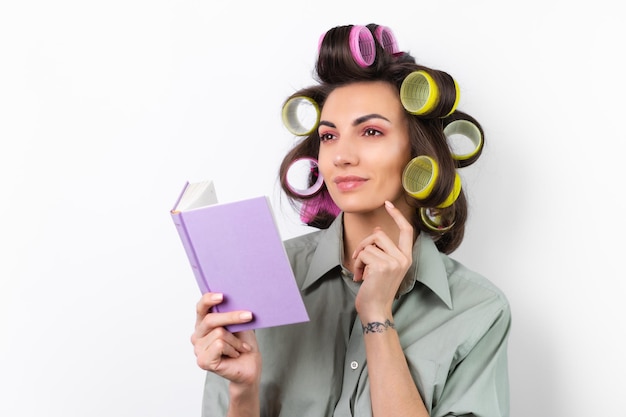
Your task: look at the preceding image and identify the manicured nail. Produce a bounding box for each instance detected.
[242,342,252,352]
[385,200,394,209]
[210,293,223,301]
[240,312,253,320]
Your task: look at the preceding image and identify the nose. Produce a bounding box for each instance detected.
[333,136,358,166]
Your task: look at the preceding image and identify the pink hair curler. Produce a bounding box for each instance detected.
[349,25,376,67]
[374,25,399,54]
[285,157,325,197]
[318,31,326,52]
[318,25,376,67]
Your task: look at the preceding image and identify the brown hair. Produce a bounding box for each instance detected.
[278,24,485,254]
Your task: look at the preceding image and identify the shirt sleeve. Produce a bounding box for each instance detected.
[432,301,512,417]
[201,371,229,417]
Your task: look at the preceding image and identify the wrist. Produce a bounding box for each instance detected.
[361,318,396,334]
[357,304,393,324]
[228,382,260,417]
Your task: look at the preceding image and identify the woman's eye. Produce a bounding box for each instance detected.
[319,132,335,142]
[364,128,382,137]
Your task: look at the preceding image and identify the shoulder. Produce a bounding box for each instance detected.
[445,255,507,298]
[282,230,324,284]
[284,229,323,252]
[283,230,325,262]
[441,254,511,318]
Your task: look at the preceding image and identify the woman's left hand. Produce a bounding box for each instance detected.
[352,200,414,320]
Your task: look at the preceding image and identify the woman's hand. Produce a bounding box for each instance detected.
[190,292,262,387]
[352,201,414,320]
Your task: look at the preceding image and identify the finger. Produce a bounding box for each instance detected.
[212,338,243,359]
[205,330,256,365]
[351,230,399,283]
[352,228,399,260]
[195,292,225,327]
[194,325,253,360]
[200,335,245,369]
[206,327,252,356]
[352,244,387,282]
[196,310,254,339]
[384,200,414,255]
[206,310,254,330]
[234,330,257,352]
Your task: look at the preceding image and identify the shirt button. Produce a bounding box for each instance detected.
[350,361,359,370]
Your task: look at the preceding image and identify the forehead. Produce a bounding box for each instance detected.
[321,81,403,118]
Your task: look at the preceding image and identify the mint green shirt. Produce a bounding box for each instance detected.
[201,214,511,416]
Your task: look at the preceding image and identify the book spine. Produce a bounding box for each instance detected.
[170,211,210,294]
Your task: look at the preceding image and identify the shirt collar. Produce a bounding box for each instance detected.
[411,233,453,309]
[301,213,453,309]
[301,214,345,291]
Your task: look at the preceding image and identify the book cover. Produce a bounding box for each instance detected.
[170,181,310,332]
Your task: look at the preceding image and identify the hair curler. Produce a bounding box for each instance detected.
[374,25,399,54]
[282,96,321,136]
[437,172,461,208]
[318,25,376,67]
[402,155,439,199]
[400,70,440,116]
[348,25,376,67]
[420,207,455,232]
[317,31,326,52]
[285,157,325,197]
[402,156,462,207]
[445,79,461,117]
[443,119,483,164]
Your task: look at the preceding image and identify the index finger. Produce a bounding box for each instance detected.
[384,200,414,255]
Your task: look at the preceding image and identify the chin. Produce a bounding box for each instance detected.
[334,198,384,214]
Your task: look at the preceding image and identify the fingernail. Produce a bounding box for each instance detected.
[242,342,252,352]
[210,293,223,302]
[385,200,394,209]
[239,312,253,320]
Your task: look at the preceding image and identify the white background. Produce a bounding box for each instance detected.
[1,1,624,416]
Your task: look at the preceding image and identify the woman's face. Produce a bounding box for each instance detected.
[317,81,412,214]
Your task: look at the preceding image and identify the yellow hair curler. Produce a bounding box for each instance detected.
[443,119,483,162]
[282,96,321,136]
[400,70,440,116]
[420,207,455,232]
[444,79,461,117]
[402,155,438,199]
[403,156,462,208]
[437,172,461,208]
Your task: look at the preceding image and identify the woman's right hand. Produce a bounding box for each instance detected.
[191,292,262,387]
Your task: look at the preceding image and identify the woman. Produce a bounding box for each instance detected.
[191,23,511,417]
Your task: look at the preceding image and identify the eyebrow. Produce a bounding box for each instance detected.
[354,113,390,125]
[318,113,391,129]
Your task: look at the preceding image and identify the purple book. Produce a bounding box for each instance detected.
[171,180,309,332]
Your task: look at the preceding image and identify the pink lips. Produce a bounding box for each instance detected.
[334,176,367,192]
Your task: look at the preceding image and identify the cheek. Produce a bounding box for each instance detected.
[382,150,411,189]
[317,149,333,180]
[384,166,405,192]
[380,144,411,174]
